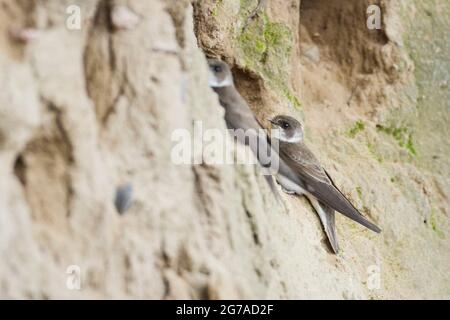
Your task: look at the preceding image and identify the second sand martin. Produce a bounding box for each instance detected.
[269,115,381,253]
[207,59,330,211]
[207,58,285,200]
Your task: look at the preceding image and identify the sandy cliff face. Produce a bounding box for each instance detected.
[0,0,448,299]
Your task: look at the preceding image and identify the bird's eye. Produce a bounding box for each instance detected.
[283,122,290,128]
[213,65,222,73]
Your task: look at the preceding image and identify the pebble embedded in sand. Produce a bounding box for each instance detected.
[303,45,320,63]
[114,183,134,214]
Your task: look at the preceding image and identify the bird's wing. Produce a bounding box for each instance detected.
[279,142,331,184]
[217,88,282,201]
[280,142,381,233]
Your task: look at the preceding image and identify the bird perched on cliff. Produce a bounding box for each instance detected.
[269,115,381,253]
[207,58,285,200]
[206,59,380,253]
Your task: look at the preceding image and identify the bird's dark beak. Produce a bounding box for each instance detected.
[268,119,276,125]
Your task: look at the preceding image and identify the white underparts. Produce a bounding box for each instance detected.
[277,175,328,231]
[272,129,303,143]
[208,74,233,88]
[277,175,338,252]
[276,174,307,195]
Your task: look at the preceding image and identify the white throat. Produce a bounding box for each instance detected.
[208,74,233,88]
[271,128,303,143]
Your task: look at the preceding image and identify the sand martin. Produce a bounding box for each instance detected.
[269,115,381,253]
[207,58,284,199]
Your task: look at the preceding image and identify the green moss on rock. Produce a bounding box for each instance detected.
[211,0,223,17]
[399,1,450,170]
[236,2,299,109]
[237,13,292,77]
[347,120,365,138]
[367,142,384,163]
[283,88,301,109]
[430,209,445,238]
[376,124,417,156]
[356,186,363,199]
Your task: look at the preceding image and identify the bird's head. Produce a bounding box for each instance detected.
[207,59,234,88]
[269,115,304,143]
